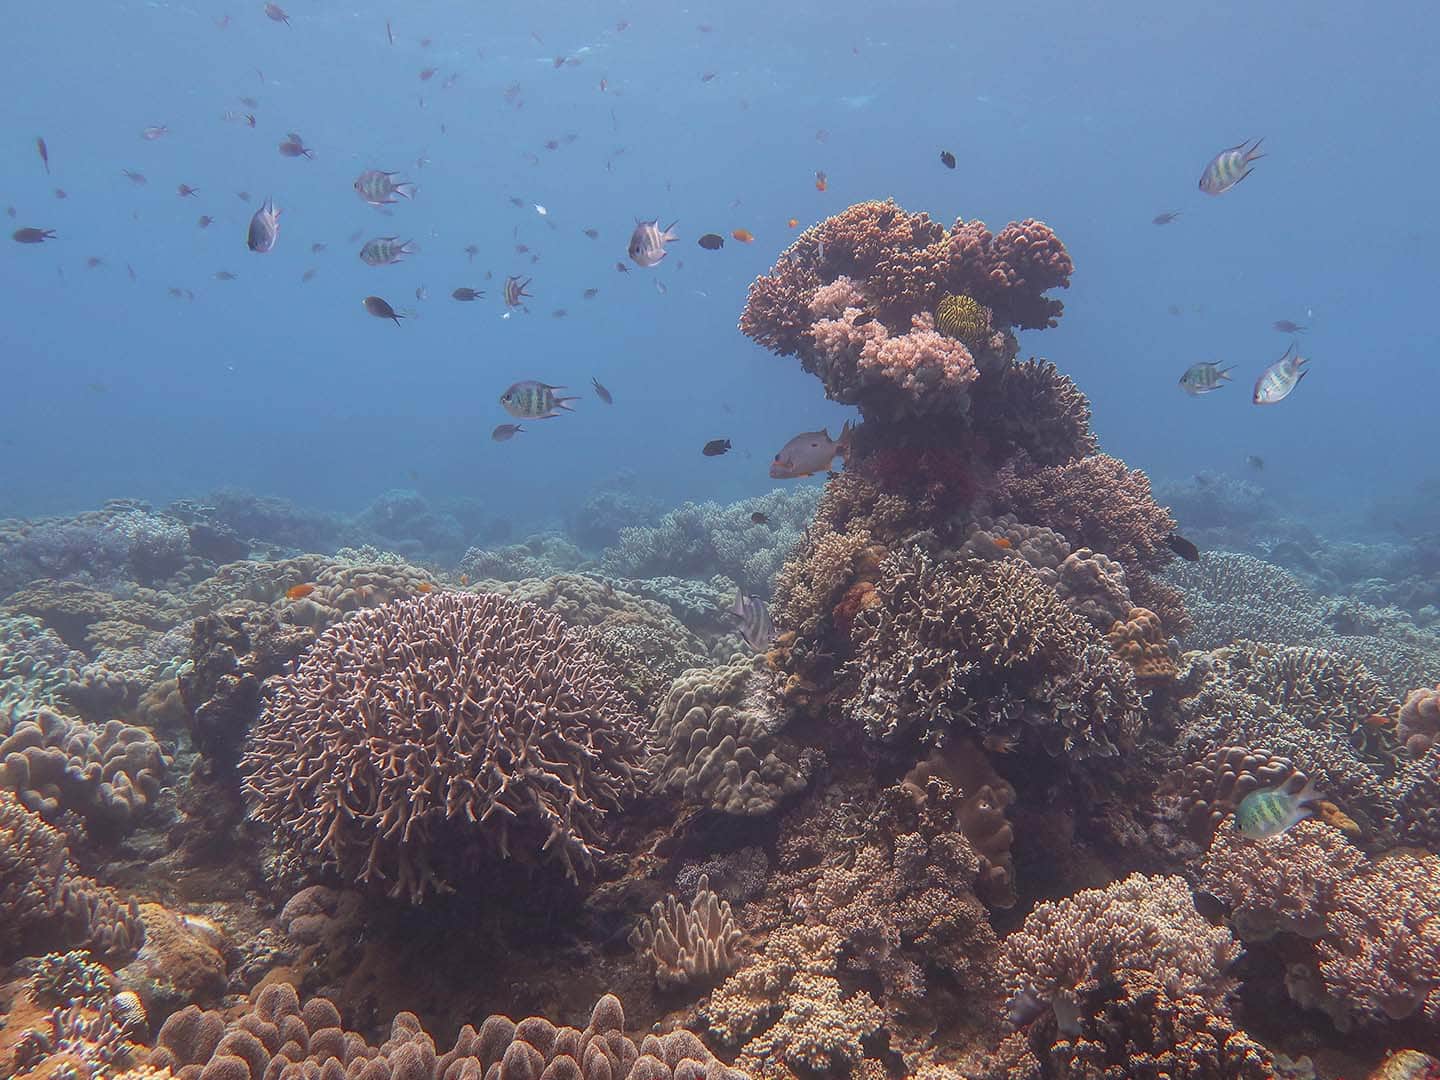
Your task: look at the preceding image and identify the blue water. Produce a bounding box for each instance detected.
[4,0,1436,531]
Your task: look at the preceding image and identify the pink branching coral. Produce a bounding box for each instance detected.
[739,199,1070,419]
[1202,819,1440,1030]
[242,592,646,903]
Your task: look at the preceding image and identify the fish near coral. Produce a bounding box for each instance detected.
[1178,361,1233,395]
[1235,780,1322,839]
[769,422,852,479]
[285,583,315,600]
[729,589,774,651]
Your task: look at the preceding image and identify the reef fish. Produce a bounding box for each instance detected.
[36,136,49,174]
[939,149,956,169]
[591,377,613,405]
[278,132,314,159]
[697,233,724,250]
[362,295,405,324]
[246,199,281,252]
[769,423,851,479]
[491,423,524,441]
[1235,781,1321,839]
[702,439,731,457]
[503,276,533,308]
[729,589,774,652]
[1152,211,1181,225]
[354,170,417,206]
[500,380,578,419]
[359,237,417,266]
[1178,361,1233,395]
[628,218,678,267]
[1199,137,1264,195]
[451,287,484,301]
[12,227,56,243]
[1252,343,1309,405]
[1273,319,1306,333]
[1164,534,1200,562]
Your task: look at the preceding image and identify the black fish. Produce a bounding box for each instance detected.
[452,287,484,301]
[1165,534,1200,562]
[876,210,896,228]
[697,233,724,250]
[939,150,956,169]
[853,313,876,327]
[362,295,405,325]
[702,438,731,457]
[591,377,613,405]
[750,511,768,525]
[1245,455,1264,471]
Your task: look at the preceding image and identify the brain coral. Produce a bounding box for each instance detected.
[242,592,646,903]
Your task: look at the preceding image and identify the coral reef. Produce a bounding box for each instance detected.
[1399,683,1440,755]
[628,874,743,990]
[243,592,646,901]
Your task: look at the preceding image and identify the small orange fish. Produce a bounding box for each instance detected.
[787,218,799,228]
[417,581,435,593]
[814,170,827,192]
[1363,713,1392,727]
[993,537,1013,550]
[459,573,470,586]
[731,228,754,243]
[285,583,315,600]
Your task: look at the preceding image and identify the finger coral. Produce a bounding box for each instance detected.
[628,873,743,990]
[242,592,646,903]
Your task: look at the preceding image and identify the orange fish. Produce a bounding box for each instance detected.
[993,537,1013,550]
[731,228,754,243]
[787,218,799,228]
[285,583,315,600]
[814,170,827,192]
[1363,712,1392,727]
[459,573,470,586]
[417,581,435,593]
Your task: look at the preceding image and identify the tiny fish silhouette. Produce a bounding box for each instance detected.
[362,295,404,324]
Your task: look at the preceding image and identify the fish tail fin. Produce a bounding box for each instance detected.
[1219,365,1235,380]
[1295,778,1323,809]
[394,183,417,200]
[837,419,856,463]
[1246,136,1266,161]
[554,395,580,411]
[662,220,679,240]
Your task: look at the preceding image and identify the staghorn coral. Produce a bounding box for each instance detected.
[147,982,744,1080]
[628,873,743,990]
[0,790,144,964]
[1202,819,1440,1029]
[27,949,118,1009]
[653,655,817,815]
[11,1000,138,1078]
[1105,607,1178,684]
[243,592,646,902]
[0,700,167,835]
[843,548,1143,758]
[739,200,1069,419]
[998,873,1242,1054]
[1164,551,1330,650]
[706,923,884,1076]
[1398,683,1440,756]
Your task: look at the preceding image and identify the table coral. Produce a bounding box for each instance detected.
[652,654,816,816]
[243,592,646,902]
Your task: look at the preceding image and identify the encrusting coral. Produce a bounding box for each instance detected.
[628,873,743,990]
[242,591,647,902]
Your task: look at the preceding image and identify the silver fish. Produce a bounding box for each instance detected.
[354,170,417,206]
[1252,343,1309,405]
[246,198,281,253]
[141,125,169,141]
[359,237,417,266]
[729,589,774,652]
[1178,362,1234,396]
[264,2,290,24]
[499,380,579,419]
[1199,137,1264,195]
[627,218,677,267]
[769,423,852,479]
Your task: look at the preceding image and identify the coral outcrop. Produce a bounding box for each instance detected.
[243,592,646,902]
[628,874,743,990]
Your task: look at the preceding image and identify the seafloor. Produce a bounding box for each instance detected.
[2,201,1438,1080]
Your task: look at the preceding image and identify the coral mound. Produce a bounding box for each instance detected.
[243,591,646,902]
[739,200,1070,419]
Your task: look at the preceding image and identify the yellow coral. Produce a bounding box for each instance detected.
[934,293,991,347]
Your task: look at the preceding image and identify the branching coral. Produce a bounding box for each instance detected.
[1164,551,1330,650]
[628,874,743,990]
[1202,819,1440,1029]
[652,654,817,815]
[843,548,1143,759]
[243,592,646,902]
[999,874,1242,1051]
[966,358,1098,467]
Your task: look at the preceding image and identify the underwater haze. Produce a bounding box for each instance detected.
[4,0,1437,524]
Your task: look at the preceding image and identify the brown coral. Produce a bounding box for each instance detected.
[1175,744,1306,843]
[242,592,646,902]
[843,548,1143,759]
[628,874,743,990]
[1397,683,1440,756]
[1105,607,1177,684]
[967,358,1098,467]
